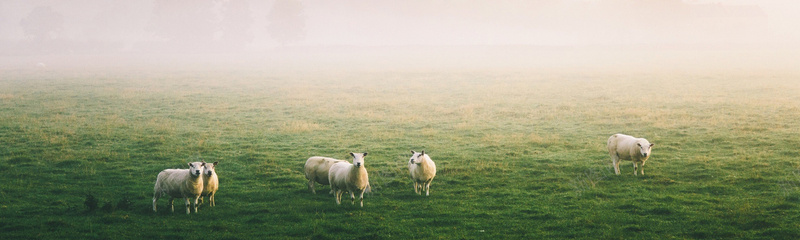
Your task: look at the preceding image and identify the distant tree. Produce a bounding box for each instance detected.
[148,0,217,50]
[266,0,306,46]
[219,0,254,51]
[19,6,64,41]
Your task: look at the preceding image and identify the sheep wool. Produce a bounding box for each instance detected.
[409,150,437,196]
[153,162,205,214]
[607,133,654,176]
[198,161,218,207]
[328,152,370,207]
[304,156,346,194]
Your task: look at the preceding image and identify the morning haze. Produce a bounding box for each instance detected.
[2,1,800,239]
[1,0,798,72]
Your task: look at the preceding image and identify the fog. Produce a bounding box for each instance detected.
[1,0,799,72]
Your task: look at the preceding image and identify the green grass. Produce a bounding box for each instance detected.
[2,66,800,239]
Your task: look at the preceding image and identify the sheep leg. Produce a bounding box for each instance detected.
[633,162,638,176]
[193,196,200,213]
[611,155,621,175]
[358,190,364,207]
[425,180,432,196]
[184,197,191,214]
[350,191,356,205]
[334,189,342,205]
[152,193,159,212]
[210,193,215,207]
[168,197,175,213]
[308,179,316,194]
[640,161,645,176]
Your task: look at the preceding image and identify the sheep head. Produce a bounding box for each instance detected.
[636,141,654,159]
[409,150,426,164]
[202,161,218,177]
[349,152,367,168]
[187,162,205,177]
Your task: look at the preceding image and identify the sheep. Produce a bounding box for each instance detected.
[152,162,205,214]
[408,150,436,196]
[607,133,654,176]
[328,152,370,207]
[304,156,346,194]
[196,161,218,207]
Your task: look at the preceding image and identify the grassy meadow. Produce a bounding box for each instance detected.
[1,59,800,239]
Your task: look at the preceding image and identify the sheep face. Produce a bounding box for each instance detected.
[187,162,205,177]
[409,150,425,164]
[636,142,654,159]
[203,161,218,177]
[349,152,368,168]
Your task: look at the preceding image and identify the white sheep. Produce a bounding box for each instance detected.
[607,133,654,175]
[408,150,436,196]
[152,162,205,214]
[328,152,370,207]
[304,156,346,194]
[197,161,218,207]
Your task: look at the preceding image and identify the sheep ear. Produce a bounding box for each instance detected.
[650,143,654,147]
[363,152,368,157]
[187,162,192,167]
[349,152,355,157]
[421,150,425,155]
[411,150,415,154]
[213,161,219,166]
[636,143,641,147]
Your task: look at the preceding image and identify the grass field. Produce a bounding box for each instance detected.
[1,58,800,239]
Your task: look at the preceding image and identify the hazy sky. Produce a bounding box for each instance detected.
[1,0,799,50]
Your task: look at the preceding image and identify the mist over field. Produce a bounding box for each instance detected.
[1,0,799,73]
[3,1,800,239]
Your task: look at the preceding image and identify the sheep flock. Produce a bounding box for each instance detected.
[152,133,653,213]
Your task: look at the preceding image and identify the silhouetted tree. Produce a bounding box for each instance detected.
[266,0,306,46]
[20,6,64,41]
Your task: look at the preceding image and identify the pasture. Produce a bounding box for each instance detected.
[1,57,800,239]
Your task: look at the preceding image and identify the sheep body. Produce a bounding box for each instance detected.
[153,162,205,214]
[607,133,654,175]
[408,151,436,196]
[196,161,218,207]
[328,152,370,207]
[304,156,346,194]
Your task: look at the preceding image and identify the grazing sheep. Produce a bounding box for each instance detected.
[197,161,218,207]
[328,152,370,207]
[304,156,346,194]
[408,150,436,196]
[607,133,654,176]
[153,162,205,214]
